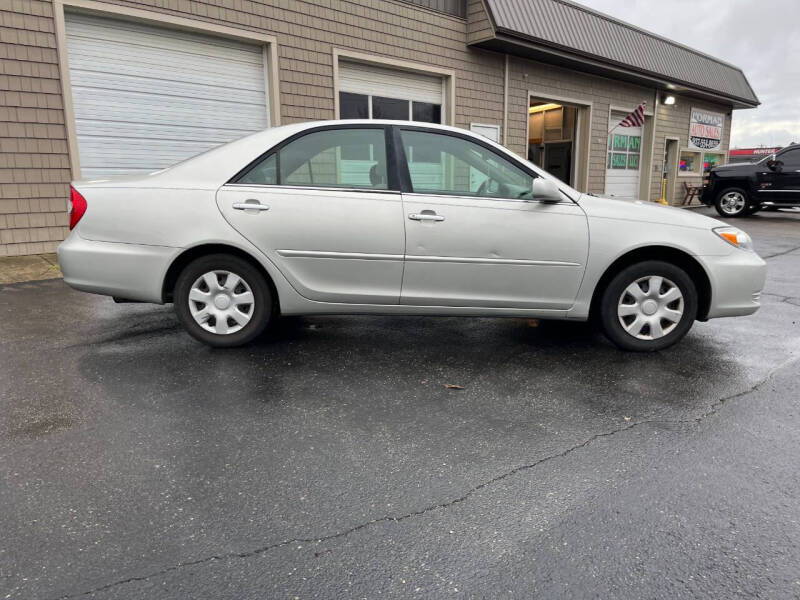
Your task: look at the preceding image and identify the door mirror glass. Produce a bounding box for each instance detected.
[531,177,562,203]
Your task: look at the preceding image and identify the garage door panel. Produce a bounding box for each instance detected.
[70,70,267,106]
[76,137,224,171]
[65,14,264,64]
[339,61,443,105]
[65,12,269,179]
[67,43,265,90]
[70,89,266,130]
[73,121,253,145]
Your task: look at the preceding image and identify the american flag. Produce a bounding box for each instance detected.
[617,102,646,128]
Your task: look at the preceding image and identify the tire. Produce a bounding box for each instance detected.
[714,187,750,217]
[599,260,698,352]
[174,253,273,347]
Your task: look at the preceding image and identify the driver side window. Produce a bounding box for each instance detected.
[399,130,534,199]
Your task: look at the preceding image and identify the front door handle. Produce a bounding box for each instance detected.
[233,201,270,211]
[409,212,445,222]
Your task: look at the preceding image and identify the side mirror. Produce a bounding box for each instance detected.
[531,177,562,203]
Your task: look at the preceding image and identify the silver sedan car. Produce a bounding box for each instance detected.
[58,120,766,351]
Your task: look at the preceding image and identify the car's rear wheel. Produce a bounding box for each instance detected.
[599,261,698,352]
[715,188,750,217]
[174,254,272,347]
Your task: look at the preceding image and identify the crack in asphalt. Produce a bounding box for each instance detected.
[52,354,800,600]
[761,244,800,259]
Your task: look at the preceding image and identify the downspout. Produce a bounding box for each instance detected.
[503,54,509,147]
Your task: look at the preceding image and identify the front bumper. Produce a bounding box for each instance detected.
[700,249,767,319]
[58,232,180,303]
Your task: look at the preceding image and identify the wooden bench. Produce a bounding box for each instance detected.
[682,181,699,205]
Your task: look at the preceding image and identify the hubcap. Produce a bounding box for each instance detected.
[188,270,255,335]
[720,191,746,215]
[617,275,684,341]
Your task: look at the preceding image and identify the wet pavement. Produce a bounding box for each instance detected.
[1,207,799,599]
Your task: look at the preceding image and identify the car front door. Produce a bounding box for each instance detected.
[396,128,589,310]
[760,148,800,204]
[217,126,405,304]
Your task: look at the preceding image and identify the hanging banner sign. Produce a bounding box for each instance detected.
[688,108,724,151]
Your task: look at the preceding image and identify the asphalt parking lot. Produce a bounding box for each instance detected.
[2,206,800,599]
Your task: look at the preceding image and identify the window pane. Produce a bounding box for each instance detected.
[611,153,627,169]
[372,96,409,120]
[612,134,628,151]
[279,128,388,189]
[778,149,800,169]
[703,153,722,170]
[412,102,442,124]
[627,154,639,170]
[340,92,368,119]
[400,130,534,199]
[628,136,641,153]
[238,153,276,185]
[679,151,698,172]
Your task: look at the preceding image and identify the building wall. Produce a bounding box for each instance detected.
[506,55,656,196]
[0,0,505,256]
[651,95,733,204]
[0,0,71,256]
[0,0,737,256]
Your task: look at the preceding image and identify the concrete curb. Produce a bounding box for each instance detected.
[0,253,62,284]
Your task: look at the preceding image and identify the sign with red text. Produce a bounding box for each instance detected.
[688,108,724,151]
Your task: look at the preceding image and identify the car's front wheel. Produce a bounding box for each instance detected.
[174,254,273,347]
[599,260,698,352]
[715,188,750,217]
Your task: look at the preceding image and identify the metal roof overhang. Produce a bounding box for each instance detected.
[473,32,760,109]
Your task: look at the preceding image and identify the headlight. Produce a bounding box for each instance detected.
[713,226,754,251]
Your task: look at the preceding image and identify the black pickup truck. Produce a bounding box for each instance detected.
[701,143,800,217]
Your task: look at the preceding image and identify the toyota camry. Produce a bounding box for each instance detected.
[58,120,766,351]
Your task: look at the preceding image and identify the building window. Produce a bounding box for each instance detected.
[679,150,701,174]
[340,92,368,119]
[703,152,725,171]
[607,133,641,170]
[339,92,442,124]
[372,96,409,120]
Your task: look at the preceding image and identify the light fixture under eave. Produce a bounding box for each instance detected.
[662,95,676,105]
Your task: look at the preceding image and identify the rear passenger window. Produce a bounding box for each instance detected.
[238,128,388,190]
[238,153,276,185]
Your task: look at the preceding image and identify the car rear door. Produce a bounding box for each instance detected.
[217,126,406,305]
[395,127,589,309]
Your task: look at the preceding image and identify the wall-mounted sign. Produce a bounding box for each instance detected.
[688,108,724,151]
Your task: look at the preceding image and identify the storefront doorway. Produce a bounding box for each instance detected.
[527,98,589,190]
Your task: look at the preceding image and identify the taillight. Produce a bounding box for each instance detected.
[68,185,87,230]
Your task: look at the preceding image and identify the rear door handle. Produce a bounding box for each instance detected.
[409,212,445,222]
[233,201,270,211]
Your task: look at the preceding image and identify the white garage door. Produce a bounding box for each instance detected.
[605,111,643,199]
[338,61,445,122]
[65,13,270,178]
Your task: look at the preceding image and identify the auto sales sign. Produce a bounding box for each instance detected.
[688,108,724,151]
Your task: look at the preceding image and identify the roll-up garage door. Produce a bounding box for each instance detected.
[338,60,445,122]
[339,61,443,105]
[605,111,643,200]
[64,12,270,178]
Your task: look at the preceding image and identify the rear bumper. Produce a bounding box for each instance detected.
[57,233,179,303]
[700,250,767,319]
